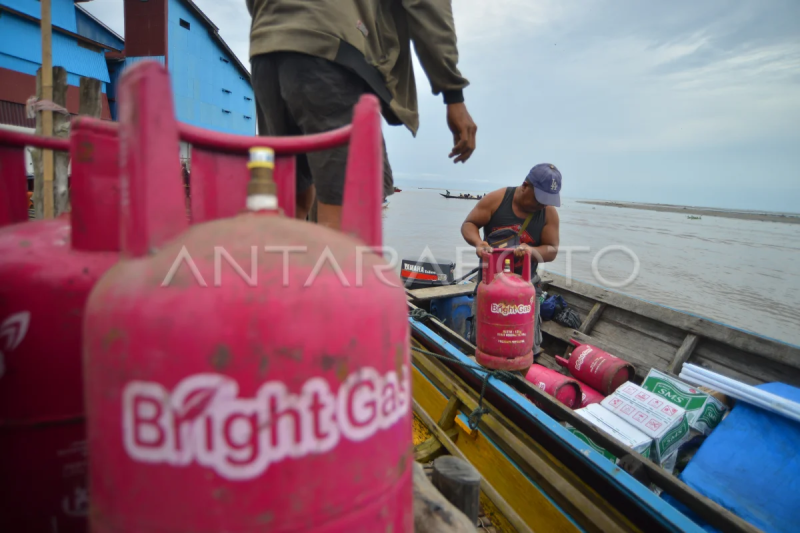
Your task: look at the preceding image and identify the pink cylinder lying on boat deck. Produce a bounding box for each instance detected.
[525,364,582,408]
[575,381,606,408]
[556,340,635,395]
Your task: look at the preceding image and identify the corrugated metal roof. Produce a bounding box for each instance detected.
[0,101,35,128]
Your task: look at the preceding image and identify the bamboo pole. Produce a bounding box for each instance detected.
[40,0,54,219]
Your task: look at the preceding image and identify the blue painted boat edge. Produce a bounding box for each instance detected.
[540,268,800,350]
[410,317,707,533]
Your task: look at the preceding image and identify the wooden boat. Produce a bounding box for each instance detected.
[440,193,481,200]
[406,271,800,532]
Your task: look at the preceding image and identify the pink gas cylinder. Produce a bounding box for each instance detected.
[475,249,536,371]
[82,61,412,532]
[556,340,635,395]
[0,119,121,532]
[575,381,606,408]
[524,364,581,408]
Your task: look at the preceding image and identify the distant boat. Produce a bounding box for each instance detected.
[394,187,402,192]
[440,193,480,200]
[687,215,702,220]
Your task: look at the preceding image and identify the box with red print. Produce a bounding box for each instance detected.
[601,381,691,466]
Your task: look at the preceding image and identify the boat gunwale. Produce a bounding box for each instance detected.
[409,315,763,533]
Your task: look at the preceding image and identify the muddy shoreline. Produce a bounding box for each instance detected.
[577,201,800,224]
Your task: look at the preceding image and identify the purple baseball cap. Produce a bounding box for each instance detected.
[525,163,562,207]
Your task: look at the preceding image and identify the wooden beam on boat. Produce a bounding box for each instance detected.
[412,399,535,533]
[407,283,477,301]
[415,428,459,463]
[543,271,798,369]
[667,333,700,375]
[579,302,607,334]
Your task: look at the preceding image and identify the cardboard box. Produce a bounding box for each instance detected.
[641,368,727,436]
[601,382,690,465]
[566,404,652,463]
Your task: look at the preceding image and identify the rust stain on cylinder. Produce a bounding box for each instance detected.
[210,344,231,370]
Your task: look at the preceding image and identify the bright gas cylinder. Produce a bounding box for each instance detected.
[475,250,537,371]
[83,146,413,532]
[0,119,120,532]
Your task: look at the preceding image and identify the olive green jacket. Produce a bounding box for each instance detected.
[246,0,470,135]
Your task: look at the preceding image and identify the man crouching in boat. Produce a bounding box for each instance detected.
[460,163,561,359]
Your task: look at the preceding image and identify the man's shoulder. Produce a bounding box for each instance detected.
[544,205,560,223]
[486,187,509,200]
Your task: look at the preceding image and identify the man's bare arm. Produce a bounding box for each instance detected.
[461,189,503,255]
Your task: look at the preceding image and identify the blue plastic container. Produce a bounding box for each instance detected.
[430,295,474,341]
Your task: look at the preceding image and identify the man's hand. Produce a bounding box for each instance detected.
[476,241,493,258]
[514,244,534,258]
[447,103,477,163]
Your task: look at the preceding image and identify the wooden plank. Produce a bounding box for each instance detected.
[579,302,607,334]
[667,333,699,375]
[541,323,666,381]
[412,366,577,533]
[415,428,459,463]
[542,271,800,370]
[694,339,800,385]
[438,395,462,431]
[414,350,638,533]
[597,306,687,349]
[413,399,537,533]
[410,324,763,533]
[408,283,476,301]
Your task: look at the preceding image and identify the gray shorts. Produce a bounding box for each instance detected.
[251,52,394,206]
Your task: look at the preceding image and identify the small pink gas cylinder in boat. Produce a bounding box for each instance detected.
[0,119,121,532]
[575,381,606,408]
[556,340,634,395]
[82,61,412,532]
[524,364,581,408]
[475,249,536,371]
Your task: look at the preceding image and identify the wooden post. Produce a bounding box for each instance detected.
[40,0,54,219]
[33,67,67,219]
[79,78,103,118]
[53,68,69,216]
[432,456,481,526]
[412,463,476,533]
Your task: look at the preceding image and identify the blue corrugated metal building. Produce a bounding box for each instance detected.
[0,0,119,128]
[119,0,255,136]
[0,0,254,137]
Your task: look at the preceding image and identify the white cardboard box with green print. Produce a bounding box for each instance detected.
[566,404,652,464]
[641,368,727,436]
[601,382,691,466]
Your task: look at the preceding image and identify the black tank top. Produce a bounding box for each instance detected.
[483,187,547,273]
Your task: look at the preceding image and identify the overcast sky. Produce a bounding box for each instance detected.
[83,0,800,212]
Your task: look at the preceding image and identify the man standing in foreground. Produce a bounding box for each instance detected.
[461,164,562,358]
[246,0,478,229]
